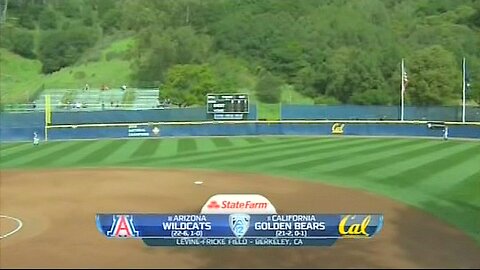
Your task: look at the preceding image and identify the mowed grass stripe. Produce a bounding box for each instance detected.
[448,172,480,206]
[103,140,146,164]
[123,137,309,165]
[0,142,62,165]
[130,139,162,158]
[0,143,33,158]
[330,140,445,175]
[168,137,306,161]
[0,143,25,152]
[366,142,465,179]
[210,138,234,148]
[150,138,180,158]
[78,140,128,164]
[417,198,480,244]
[244,137,264,144]
[222,138,369,168]
[320,140,445,174]
[386,144,480,188]
[278,139,412,172]
[444,171,480,206]
[22,141,91,167]
[166,138,330,166]
[177,138,197,153]
[51,140,111,166]
[417,152,480,193]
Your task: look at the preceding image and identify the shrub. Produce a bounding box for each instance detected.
[314,95,341,105]
[74,71,86,80]
[255,73,283,104]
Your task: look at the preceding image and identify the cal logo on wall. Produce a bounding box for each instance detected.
[106,215,139,238]
[331,123,345,135]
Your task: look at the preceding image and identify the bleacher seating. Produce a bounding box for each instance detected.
[99,89,124,109]
[27,88,160,111]
[133,89,159,109]
[34,89,75,110]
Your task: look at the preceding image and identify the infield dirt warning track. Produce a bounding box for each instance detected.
[0,169,479,268]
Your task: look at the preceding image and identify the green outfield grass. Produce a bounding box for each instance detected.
[1,137,479,243]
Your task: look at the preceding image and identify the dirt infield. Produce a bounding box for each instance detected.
[0,216,21,237]
[0,169,479,268]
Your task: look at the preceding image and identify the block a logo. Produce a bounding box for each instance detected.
[106,215,139,238]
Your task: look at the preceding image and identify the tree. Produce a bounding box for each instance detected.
[56,0,81,18]
[407,45,461,105]
[132,25,212,86]
[100,8,122,33]
[1,0,8,24]
[39,8,57,29]
[209,53,256,92]
[161,64,220,107]
[255,72,283,103]
[11,28,35,58]
[38,25,99,73]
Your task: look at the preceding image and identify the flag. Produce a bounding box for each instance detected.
[403,66,409,91]
[401,59,408,93]
[464,63,471,94]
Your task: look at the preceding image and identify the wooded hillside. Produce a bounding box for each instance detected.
[1,0,479,106]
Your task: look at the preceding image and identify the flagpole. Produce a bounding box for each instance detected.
[401,58,405,121]
[462,57,466,123]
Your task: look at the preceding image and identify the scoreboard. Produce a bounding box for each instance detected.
[96,194,384,248]
[207,94,249,120]
[96,213,384,247]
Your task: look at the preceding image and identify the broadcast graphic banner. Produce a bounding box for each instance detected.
[96,214,383,247]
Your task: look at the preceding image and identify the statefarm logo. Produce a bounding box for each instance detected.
[201,194,277,214]
[207,200,268,210]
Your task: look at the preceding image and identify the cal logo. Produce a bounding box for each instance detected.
[338,215,371,238]
[106,215,139,238]
[331,123,345,135]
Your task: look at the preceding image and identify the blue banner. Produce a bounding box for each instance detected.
[96,214,383,247]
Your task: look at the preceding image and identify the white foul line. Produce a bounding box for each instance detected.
[0,215,23,239]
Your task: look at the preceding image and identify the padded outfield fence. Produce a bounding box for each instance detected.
[1,118,479,142]
[45,120,480,140]
[1,101,479,141]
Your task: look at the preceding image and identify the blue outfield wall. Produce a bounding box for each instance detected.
[40,122,480,141]
[52,106,258,124]
[1,105,479,141]
[0,112,46,142]
[2,122,479,142]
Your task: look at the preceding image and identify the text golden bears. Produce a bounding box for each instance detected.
[338,215,371,237]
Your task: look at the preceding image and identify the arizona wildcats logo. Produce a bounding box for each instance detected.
[106,215,139,238]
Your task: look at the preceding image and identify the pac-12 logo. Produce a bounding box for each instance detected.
[106,215,139,238]
[338,215,371,237]
[229,213,250,238]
